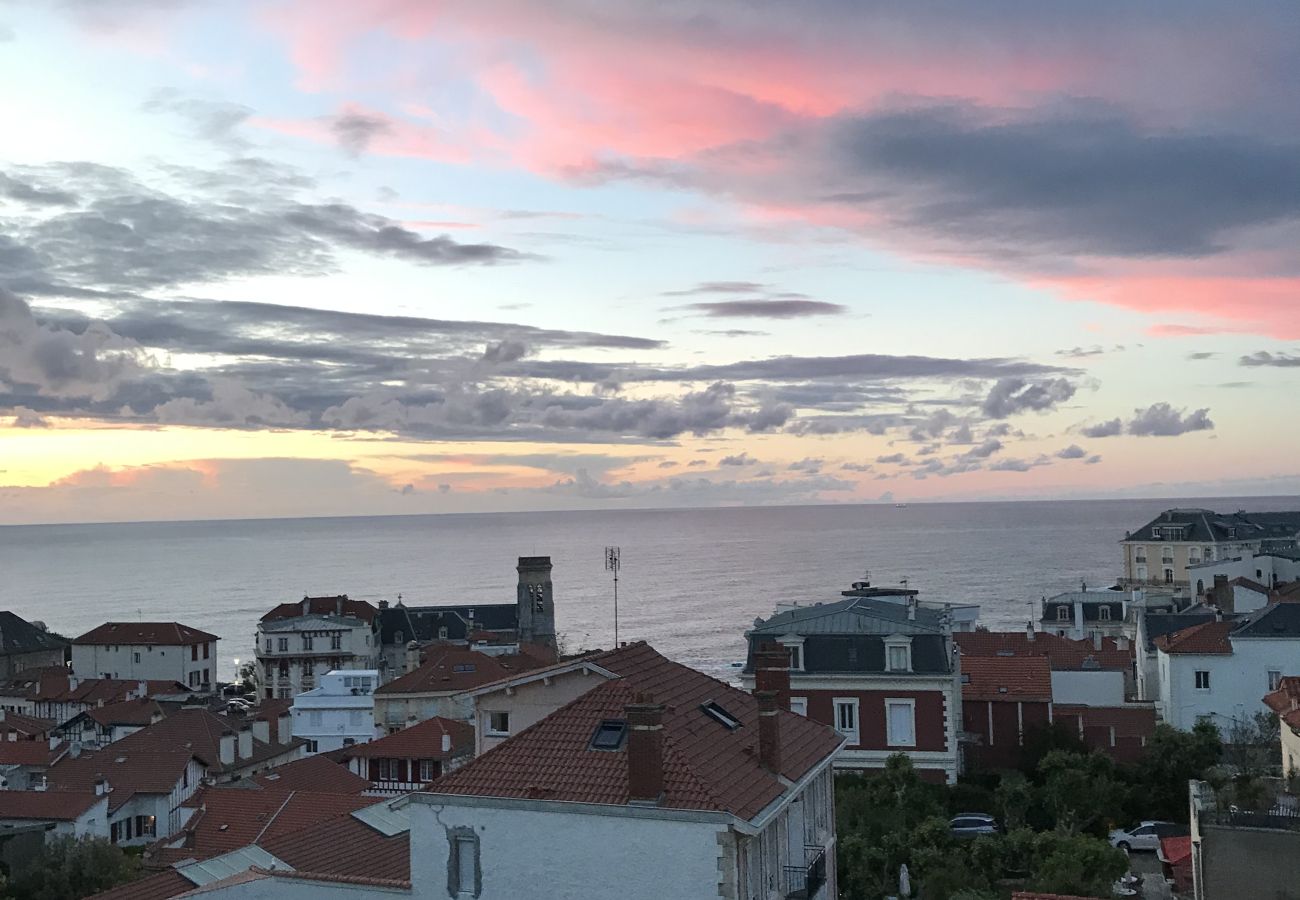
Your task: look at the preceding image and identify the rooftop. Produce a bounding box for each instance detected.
[342,716,472,760]
[954,630,1133,671]
[0,790,103,821]
[1154,620,1235,655]
[250,753,369,793]
[169,788,376,859]
[375,644,553,696]
[47,747,198,812]
[260,595,378,626]
[432,642,843,822]
[749,595,946,637]
[1125,508,1300,544]
[1232,600,1300,639]
[73,622,218,647]
[1264,676,1300,732]
[0,612,69,656]
[960,655,1052,701]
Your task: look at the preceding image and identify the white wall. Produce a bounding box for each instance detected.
[409,801,729,900]
[1160,638,1300,731]
[1282,723,1300,778]
[1188,553,1300,594]
[1051,670,1126,707]
[71,641,215,687]
[374,693,472,732]
[470,669,609,754]
[292,671,378,753]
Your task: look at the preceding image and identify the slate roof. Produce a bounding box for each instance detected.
[954,631,1133,671]
[260,596,378,625]
[74,622,217,646]
[432,643,843,822]
[377,602,518,646]
[1155,620,1234,655]
[250,753,369,793]
[960,656,1052,701]
[749,596,947,636]
[1142,610,1220,650]
[0,790,102,821]
[375,645,552,696]
[342,716,472,760]
[1232,601,1300,639]
[0,612,69,656]
[1125,508,1300,544]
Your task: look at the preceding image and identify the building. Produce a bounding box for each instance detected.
[341,716,473,793]
[71,622,219,690]
[0,739,71,790]
[0,612,69,677]
[1190,778,1300,900]
[372,644,552,733]
[0,710,54,743]
[255,595,380,701]
[1155,602,1300,730]
[0,791,108,841]
[1263,676,1300,777]
[744,595,962,783]
[1038,588,1131,641]
[374,555,559,678]
[958,655,1054,770]
[1120,508,1300,591]
[0,670,193,726]
[1134,605,1219,703]
[290,669,378,753]
[839,575,981,631]
[1189,549,1300,596]
[55,697,165,749]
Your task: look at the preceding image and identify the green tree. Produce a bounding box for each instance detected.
[1028,831,1128,897]
[1037,750,1126,836]
[7,836,141,900]
[1018,721,1088,775]
[995,771,1034,831]
[1130,721,1222,821]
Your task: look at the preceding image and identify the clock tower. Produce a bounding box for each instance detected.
[516,556,556,653]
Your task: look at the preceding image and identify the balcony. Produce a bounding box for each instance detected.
[1161,557,1175,564]
[782,847,827,900]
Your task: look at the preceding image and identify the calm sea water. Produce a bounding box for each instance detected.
[2,497,1297,682]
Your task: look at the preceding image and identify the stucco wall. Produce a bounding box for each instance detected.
[1161,639,1300,731]
[71,642,213,686]
[472,670,607,754]
[1051,670,1125,707]
[1281,723,1300,777]
[1200,825,1300,900]
[410,801,728,900]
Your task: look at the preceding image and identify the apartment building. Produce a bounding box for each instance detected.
[1120,508,1300,591]
[71,622,218,690]
[290,669,378,753]
[254,596,380,701]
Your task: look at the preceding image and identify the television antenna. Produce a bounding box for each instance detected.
[605,546,621,647]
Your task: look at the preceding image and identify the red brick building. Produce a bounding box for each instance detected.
[960,655,1053,770]
[745,596,962,783]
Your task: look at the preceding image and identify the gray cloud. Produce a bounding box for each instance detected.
[0,173,77,207]
[1188,351,1218,360]
[961,438,1003,459]
[840,461,873,472]
[787,457,823,473]
[1056,444,1088,459]
[981,377,1076,418]
[989,457,1044,472]
[662,281,768,296]
[1085,454,1102,464]
[674,299,847,319]
[1127,402,1214,437]
[331,110,392,157]
[142,90,253,149]
[1080,418,1123,438]
[1240,351,1300,367]
[876,452,906,464]
[719,451,758,466]
[480,340,530,363]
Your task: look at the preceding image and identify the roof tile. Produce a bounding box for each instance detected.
[1154,620,1234,655]
[961,656,1052,701]
[74,623,218,646]
[342,716,472,760]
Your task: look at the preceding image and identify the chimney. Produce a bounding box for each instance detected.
[441,732,452,754]
[67,674,78,692]
[405,641,421,675]
[277,712,292,746]
[626,697,665,805]
[756,690,782,774]
[335,596,344,616]
[1073,597,1085,641]
[48,735,58,751]
[1214,607,1224,622]
[301,596,311,616]
[1117,635,1130,651]
[219,730,236,766]
[1026,620,1036,642]
[1093,632,1103,651]
[237,724,253,760]
[251,718,270,744]
[753,647,792,710]
[135,681,147,700]
[378,598,389,611]
[94,776,109,797]
[907,596,917,621]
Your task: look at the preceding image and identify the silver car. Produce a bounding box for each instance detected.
[949,814,1000,838]
[1109,821,1183,852]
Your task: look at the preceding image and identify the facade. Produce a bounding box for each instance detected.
[0,670,193,725]
[341,716,473,793]
[1120,508,1300,591]
[1156,603,1300,730]
[291,669,378,753]
[55,697,165,749]
[959,655,1054,770]
[0,791,108,841]
[1190,779,1300,900]
[255,596,380,701]
[1038,589,1130,641]
[372,645,552,733]
[1190,550,1300,596]
[1263,676,1300,777]
[0,612,69,677]
[744,595,962,783]
[71,622,219,690]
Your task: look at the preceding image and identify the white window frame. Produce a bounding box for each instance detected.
[1195,670,1211,691]
[419,759,435,781]
[833,697,859,744]
[885,698,917,747]
[1268,671,1283,692]
[486,711,510,737]
[1056,606,1070,621]
[789,696,808,717]
[884,635,913,673]
[1099,606,1111,621]
[778,637,806,672]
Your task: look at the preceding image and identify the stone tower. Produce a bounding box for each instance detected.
[516,556,556,653]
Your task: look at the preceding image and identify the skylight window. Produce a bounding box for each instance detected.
[700,700,742,730]
[452,663,476,673]
[589,720,627,750]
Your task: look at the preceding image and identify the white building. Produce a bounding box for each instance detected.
[255,596,380,701]
[1155,603,1300,731]
[1188,550,1300,597]
[0,792,109,841]
[1120,508,1300,592]
[291,669,378,753]
[71,622,219,691]
[1263,677,1300,776]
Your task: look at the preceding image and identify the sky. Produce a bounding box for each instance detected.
[1,1,1299,525]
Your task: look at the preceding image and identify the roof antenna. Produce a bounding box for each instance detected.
[605,546,621,647]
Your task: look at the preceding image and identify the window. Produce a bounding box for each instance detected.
[887,644,911,673]
[302,635,313,651]
[700,700,742,730]
[1269,671,1283,692]
[330,634,341,650]
[277,638,289,652]
[188,671,199,687]
[787,644,802,671]
[886,699,916,746]
[1162,546,1174,563]
[1099,606,1111,621]
[419,759,435,781]
[1195,670,1211,691]
[309,710,323,727]
[203,668,209,684]
[265,640,273,653]
[590,720,627,750]
[203,643,210,659]
[438,627,449,640]
[789,696,808,716]
[191,645,199,661]
[487,711,510,736]
[377,759,392,780]
[305,739,319,753]
[451,833,480,896]
[133,652,141,664]
[452,663,476,674]
[833,698,859,744]
[1135,547,1147,562]
[278,688,290,699]
[1165,569,1174,585]
[1204,546,1214,561]
[1056,606,1070,621]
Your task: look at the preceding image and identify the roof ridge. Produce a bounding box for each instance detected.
[253,790,296,845]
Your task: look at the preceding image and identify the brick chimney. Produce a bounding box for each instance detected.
[756,689,782,774]
[626,697,665,805]
[753,647,792,711]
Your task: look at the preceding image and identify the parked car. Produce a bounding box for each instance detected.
[226,699,251,714]
[949,814,1000,837]
[1108,821,1186,852]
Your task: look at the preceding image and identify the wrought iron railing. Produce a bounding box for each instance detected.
[782,847,827,899]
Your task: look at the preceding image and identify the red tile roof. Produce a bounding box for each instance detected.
[26,673,190,705]
[1154,620,1235,655]
[375,645,552,696]
[0,790,103,821]
[251,754,369,793]
[47,748,197,813]
[104,708,302,775]
[73,622,218,646]
[433,642,842,821]
[260,596,378,624]
[0,712,54,736]
[955,631,1133,671]
[259,809,409,883]
[342,716,472,760]
[0,740,67,766]
[961,655,1052,701]
[1264,676,1300,730]
[86,698,164,727]
[88,869,194,900]
[167,788,375,859]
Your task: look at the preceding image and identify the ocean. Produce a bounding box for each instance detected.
[3,497,1297,682]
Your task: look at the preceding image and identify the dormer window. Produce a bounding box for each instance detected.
[884,636,913,673]
[1099,606,1111,621]
[1056,606,1070,621]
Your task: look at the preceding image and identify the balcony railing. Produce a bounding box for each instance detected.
[782,847,827,900]
[1162,557,1175,564]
